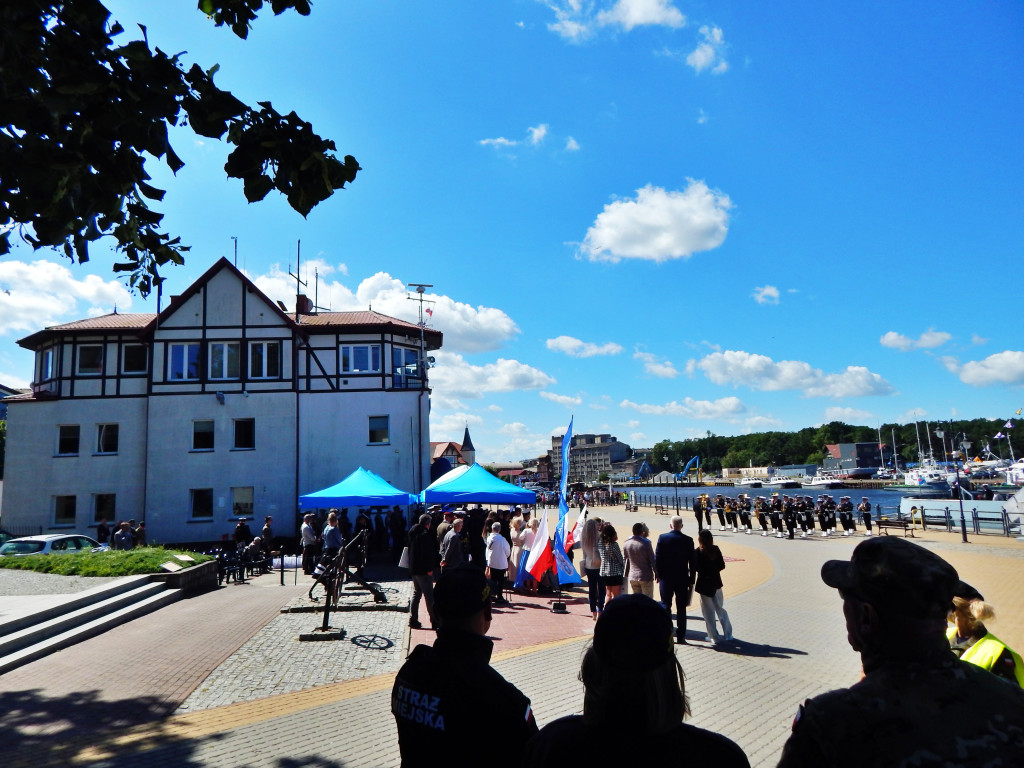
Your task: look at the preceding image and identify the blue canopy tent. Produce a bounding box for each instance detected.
[298,467,418,508]
[421,463,537,505]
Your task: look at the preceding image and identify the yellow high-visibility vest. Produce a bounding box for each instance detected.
[948,627,1024,687]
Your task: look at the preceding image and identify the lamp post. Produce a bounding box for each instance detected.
[935,428,947,466]
[953,442,971,543]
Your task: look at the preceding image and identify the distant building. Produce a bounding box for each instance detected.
[2,258,442,543]
[551,433,632,483]
[823,443,883,478]
[429,426,477,480]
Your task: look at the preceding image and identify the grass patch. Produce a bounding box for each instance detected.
[0,547,215,577]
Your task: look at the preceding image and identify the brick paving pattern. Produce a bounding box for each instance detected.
[1,509,1021,768]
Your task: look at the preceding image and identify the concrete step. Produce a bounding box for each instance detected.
[0,580,183,675]
[0,574,153,637]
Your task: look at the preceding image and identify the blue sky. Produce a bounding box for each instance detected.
[2,0,1022,462]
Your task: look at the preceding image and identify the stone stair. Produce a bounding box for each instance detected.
[0,575,182,674]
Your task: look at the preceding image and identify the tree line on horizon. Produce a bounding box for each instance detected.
[648,417,1018,475]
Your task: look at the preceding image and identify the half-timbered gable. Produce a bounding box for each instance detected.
[3,258,442,545]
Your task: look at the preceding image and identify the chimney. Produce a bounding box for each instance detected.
[295,294,313,314]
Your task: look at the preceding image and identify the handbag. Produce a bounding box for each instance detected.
[398,546,410,569]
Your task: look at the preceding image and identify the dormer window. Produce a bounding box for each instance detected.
[122,344,148,374]
[209,342,240,380]
[169,343,200,381]
[77,345,103,375]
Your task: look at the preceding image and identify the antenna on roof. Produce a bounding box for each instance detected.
[231,236,238,267]
[288,240,306,323]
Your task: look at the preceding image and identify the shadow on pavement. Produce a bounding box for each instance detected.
[1,688,350,768]
[692,637,809,659]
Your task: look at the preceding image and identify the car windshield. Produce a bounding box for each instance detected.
[0,540,45,555]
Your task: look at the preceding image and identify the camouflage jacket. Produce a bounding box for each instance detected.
[778,653,1024,767]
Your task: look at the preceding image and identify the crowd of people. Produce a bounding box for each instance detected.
[96,517,147,550]
[391,508,1024,768]
[693,492,876,539]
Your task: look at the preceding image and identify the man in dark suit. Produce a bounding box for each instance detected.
[654,515,697,644]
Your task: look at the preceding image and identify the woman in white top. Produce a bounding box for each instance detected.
[520,517,540,594]
[486,522,512,603]
[509,515,527,571]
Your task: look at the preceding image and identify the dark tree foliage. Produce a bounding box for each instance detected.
[0,0,360,296]
[648,417,1012,473]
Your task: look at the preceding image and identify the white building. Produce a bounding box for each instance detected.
[2,258,442,545]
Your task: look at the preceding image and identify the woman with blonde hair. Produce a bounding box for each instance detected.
[519,517,541,594]
[948,581,1024,687]
[509,514,527,571]
[581,516,605,619]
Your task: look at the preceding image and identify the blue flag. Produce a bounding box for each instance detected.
[553,417,581,585]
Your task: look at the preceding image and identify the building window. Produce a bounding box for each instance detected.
[122,344,148,374]
[369,415,390,444]
[391,347,420,388]
[39,347,56,381]
[96,423,119,454]
[231,487,254,518]
[54,495,77,525]
[57,425,80,456]
[233,418,255,450]
[341,344,381,373]
[94,493,116,522]
[169,342,201,381]
[190,488,214,519]
[193,420,214,451]
[77,345,103,375]
[209,342,240,380]
[249,341,281,379]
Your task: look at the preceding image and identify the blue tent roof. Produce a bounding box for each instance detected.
[298,467,417,508]
[421,463,536,505]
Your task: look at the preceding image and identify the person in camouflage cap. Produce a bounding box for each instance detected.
[777,537,1024,767]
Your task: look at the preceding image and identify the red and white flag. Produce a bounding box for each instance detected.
[564,505,587,552]
[524,511,554,582]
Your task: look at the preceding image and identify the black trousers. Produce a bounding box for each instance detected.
[659,580,692,639]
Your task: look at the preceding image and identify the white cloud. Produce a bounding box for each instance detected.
[971,334,988,345]
[546,0,685,41]
[487,404,503,412]
[0,259,134,336]
[430,411,485,438]
[480,124,555,150]
[697,108,708,125]
[252,265,519,354]
[744,414,783,430]
[620,396,746,419]
[824,406,874,423]
[540,391,583,406]
[630,431,647,442]
[687,25,728,74]
[547,335,623,358]
[565,136,580,151]
[578,180,732,263]
[945,351,1024,387]
[479,136,518,147]
[597,0,686,31]
[634,350,678,378]
[752,285,780,305]
[489,422,552,462]
[0,370,30,389]
[697,350,894,397]
[880,328,952,351]
[430,351,556,401]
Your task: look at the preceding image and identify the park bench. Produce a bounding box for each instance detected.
[654,505,670,515]
[877,518,914,537]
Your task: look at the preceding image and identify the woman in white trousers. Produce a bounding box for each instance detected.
[694,528,733,644]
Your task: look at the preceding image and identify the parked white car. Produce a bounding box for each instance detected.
[0,534,103,556]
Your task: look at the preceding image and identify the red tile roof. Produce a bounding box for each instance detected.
[44,313,156,332]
